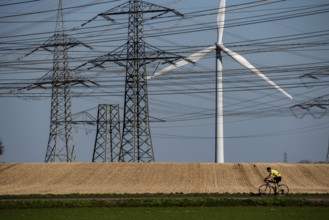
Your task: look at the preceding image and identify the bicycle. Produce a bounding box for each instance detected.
[259,178,289,195]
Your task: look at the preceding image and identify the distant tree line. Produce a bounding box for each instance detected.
[297,159,327,164]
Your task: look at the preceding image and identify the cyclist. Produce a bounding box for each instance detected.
[265,167,282,193]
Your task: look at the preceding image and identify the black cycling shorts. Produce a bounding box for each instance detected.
[274,176,282,183]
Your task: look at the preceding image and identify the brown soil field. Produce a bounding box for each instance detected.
[0,162,328,195]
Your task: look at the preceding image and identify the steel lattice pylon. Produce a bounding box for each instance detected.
[326,136,329,163]
[19,0,94,162]
[119,1,153,162]
[119,0,185,162]
[44,0,75,162]
[80,0,184,162]
[16,0,92,162]
[93,104,121,162]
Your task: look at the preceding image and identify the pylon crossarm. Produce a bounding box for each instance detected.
[144,43,195,66]
[102,1,183,16]
[82,0,183,27]
[78,43,128,70]
[42,34,93,51]
[80,2,127,26]
[290,94,329,119]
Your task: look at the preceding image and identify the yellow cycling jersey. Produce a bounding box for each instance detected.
[271,169,281,177]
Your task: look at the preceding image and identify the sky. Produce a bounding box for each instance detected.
[0,0,328,163]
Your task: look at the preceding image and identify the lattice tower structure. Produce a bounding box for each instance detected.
[44,0,76,162]
[80,0,185,162]
[290,95,329,163]
[284,152,288,163]
[121,0,186,162]
[93,104,121,162]
[16,1,95,162]
[326,138,329,163]
[119,0,152,162]
[290,95,329,119]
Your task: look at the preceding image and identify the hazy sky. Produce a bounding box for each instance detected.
[0,0,328,163]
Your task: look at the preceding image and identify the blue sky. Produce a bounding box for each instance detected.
[0,0,328,163]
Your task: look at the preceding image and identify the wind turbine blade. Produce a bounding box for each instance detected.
[148,45,215,79]
[217,0,227,45]
[221,45,293,99]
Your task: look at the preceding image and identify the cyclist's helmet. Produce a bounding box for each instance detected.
[267,167,271,171]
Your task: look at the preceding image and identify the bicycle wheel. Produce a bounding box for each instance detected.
[277,184,289,195]
[259,184,271,195]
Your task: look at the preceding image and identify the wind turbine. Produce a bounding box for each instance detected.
[148,0,292,163]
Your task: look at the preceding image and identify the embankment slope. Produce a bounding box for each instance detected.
[0,162,328,195]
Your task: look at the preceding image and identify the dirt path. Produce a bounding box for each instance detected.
[0,162,328,195]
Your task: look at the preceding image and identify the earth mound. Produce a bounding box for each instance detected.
[0,162,328,195]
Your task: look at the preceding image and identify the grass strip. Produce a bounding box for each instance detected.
[2,207,329,220]
[1,197,328,209]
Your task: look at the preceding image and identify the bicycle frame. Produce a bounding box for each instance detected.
[259,179,289,195]
[265,180,277,191]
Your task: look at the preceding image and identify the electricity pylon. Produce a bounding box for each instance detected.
[81,0,188,162]
[290,94,329,163]
[326,138,329,163]
[92,104,121,162]
[290,94,329,119]
[45,0,96,162]
[284,152,288,163]
[19,0,95,162]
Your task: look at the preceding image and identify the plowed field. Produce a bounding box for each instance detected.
[0,162,328,195]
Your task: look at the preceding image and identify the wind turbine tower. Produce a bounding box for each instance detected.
[149,0,292,163]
